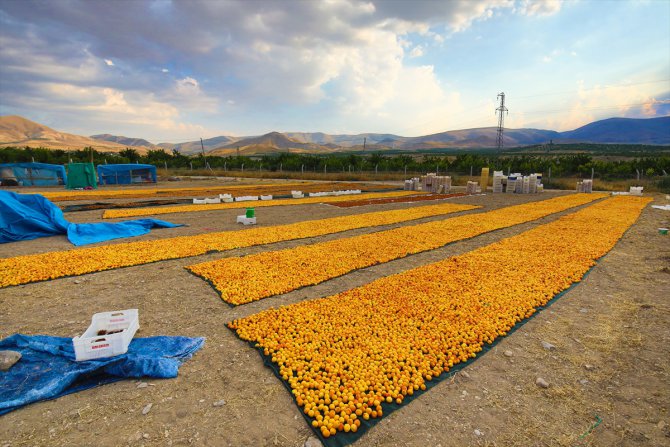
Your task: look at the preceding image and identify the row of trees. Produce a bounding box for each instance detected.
[1,146,668,180]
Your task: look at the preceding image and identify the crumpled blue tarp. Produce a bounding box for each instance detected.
[0,191,182,246]
[0,334,205,415]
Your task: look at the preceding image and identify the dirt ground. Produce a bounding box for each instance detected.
[1,179,668,447]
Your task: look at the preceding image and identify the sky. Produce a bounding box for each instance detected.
[0,0,668,143]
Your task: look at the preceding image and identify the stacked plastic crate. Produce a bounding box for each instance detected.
[576,179,593,193]
[420,173,451,193]
[404,178,421,191]
[492,171,504,193]
[506,174,518,194]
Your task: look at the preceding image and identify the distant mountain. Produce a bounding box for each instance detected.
[400,127,561,149]
[285,132,405,147]
[90,134,155,148]
[1,115,667,155]
[558,116,670,144]
[0,115,148,153]
[208,131,335,155]
[158,135,240,155]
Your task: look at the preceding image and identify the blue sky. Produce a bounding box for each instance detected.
[0,0,668,143]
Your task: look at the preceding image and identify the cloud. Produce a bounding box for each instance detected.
[410,45,425,58]
[517,0,562,16]
[0,0,570,138]
[533,80,669,131]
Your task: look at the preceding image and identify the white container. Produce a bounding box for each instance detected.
[193,198,206,204]
[629,186,643,196]
[235,196,259,202]
[73,309,139,361]
[219,194,232,200]
[236,215,257,225]
[260,195,273,200]
[204,197,221,204]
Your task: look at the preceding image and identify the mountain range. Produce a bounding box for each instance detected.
[0,116,153,153]
[1,115,668,155]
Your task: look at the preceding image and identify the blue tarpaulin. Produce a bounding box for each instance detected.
[97,164,156,185]
[0,334,205,415]
[0,191,182,246]
[0,162,66,186]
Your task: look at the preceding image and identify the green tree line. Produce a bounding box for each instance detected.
[1,146,668,180]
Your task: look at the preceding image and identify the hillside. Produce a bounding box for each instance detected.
[285,132,405,147]
[208,131,337,155]
[159,135,240,155]
[558,116,670,144]
[1,115,667,155]
[90,134,155,148]
[0,115,148,153]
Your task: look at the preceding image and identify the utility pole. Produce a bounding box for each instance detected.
[495,92,508,150]
[200,138,211,171]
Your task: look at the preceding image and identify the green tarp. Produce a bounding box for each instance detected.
[66,163,97,189]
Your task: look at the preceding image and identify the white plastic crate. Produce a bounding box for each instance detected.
[236,215,257,225]
[260,195,273,200]
[73,309,139,361]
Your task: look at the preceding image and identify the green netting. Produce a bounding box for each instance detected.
[66,163,97,189]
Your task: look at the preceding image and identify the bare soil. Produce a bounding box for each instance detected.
[1,180,668,447]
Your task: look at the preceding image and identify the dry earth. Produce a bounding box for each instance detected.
[1,179,668,447]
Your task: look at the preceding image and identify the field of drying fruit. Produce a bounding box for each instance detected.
[1,178,668,447]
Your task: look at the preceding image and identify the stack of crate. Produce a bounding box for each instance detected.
[492,171,504,193]
[420,174,451,193]
[466,181,480,194]
[480,168,490,192]
[576,179,593,193]
[528,174,537,194]
[506,174,518,194]
[404,178,421,191]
